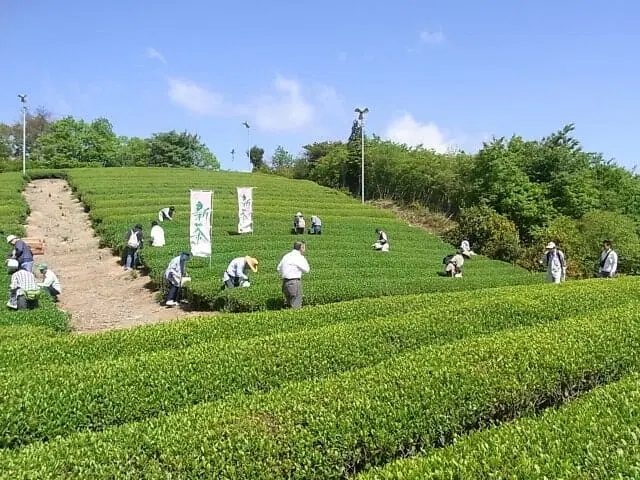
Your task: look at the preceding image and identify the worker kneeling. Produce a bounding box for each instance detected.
[443,249,465,278]
[223,256,258,289]
[6,259,40,310]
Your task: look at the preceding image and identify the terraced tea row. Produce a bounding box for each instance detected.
[0,277,635,448]
[360,373,640,479]
[62,167,539,311]
[2,301,639,478]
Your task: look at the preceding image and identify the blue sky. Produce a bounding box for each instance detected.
[1,0,639,171]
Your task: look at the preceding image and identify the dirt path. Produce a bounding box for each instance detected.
[24,179,206,333]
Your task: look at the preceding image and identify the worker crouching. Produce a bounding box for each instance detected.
[223,256,258,289]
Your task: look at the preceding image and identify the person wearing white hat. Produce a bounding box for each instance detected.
[6,235,34,273]
[223,256,259,289]
[6,259,39,310]
[541,241,566,284]
[292,212,306,235]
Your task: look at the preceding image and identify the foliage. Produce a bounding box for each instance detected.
[448,205,521,262]
[521,210,640,277]
[0,108,53,161]
[3,300,640,477]
[0,278,631,448]
[289,123,640,276]
[359,372,640,479]
[248,145,266,172]
[148,130,219,169]
[270,145,295,170]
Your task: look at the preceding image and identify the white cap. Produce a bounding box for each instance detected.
[6,235,17,244]
[296,212,302,216]
[545,241,556,249]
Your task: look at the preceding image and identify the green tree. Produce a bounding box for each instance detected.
[249,145,265,172]
[449,204,521,262]
[148,131,219,169]
[271,145,295,169]
[31,116,117,167]
[115,136,150,166]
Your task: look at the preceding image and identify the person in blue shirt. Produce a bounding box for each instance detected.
[6,235,34,272]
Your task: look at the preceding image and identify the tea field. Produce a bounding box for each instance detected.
[63,167,539,311]
[0,168,638,478]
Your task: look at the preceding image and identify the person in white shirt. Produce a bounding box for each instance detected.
[163,252,191,307]
[460,237,476,258]
[36,263,61,302]
[445,250,465,277]
[292,212,306,235]
[223,256,258,288]
[150,221,166,247]
[598,240,618,278]
[373,228,389,252]
[309,215,322,235]
[158,206,175,222]
[541,241,566,284]
[277,241,310,309]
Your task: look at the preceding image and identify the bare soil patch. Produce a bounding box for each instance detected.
[24,179,206,333]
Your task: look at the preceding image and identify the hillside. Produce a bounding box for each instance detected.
[0,169,638,477]
[60,167,539,311]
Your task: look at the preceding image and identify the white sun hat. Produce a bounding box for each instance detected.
[545,241,556,249]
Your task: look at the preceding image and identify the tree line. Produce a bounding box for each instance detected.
[2,110,638,277]
[0,111,219,170]
[269,122,640,277]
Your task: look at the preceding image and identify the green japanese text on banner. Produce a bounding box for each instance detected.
[190,190,212,257]
[237,187,253,234]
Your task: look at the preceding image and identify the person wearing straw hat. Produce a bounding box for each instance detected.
[292,212,306,235]
[6,235,34,273]
[541,241,566,284]
[223,256,259,289]
[36,263,62,302]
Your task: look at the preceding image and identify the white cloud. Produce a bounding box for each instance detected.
[167,78,225,115]
[252,75,314,132]
[385,113,453,153]
[419,30,445,45]
[165,75,341,133]
[146,47,167,64]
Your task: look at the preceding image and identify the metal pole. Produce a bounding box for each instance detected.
[360,115,365,204]
[246,128,250,162]
[22,106,26,176]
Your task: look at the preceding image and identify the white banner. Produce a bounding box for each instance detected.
[190,190,212,257]
[237,187,253,234]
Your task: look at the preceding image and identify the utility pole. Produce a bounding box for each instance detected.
[18,94,28,175]
[242,121,250,166]
[354,107,369,204]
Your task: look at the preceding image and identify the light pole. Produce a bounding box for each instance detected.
[354,107,369,204]
[242,121,250,165]
[18,94,27,175]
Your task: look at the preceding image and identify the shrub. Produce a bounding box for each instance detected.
[448,204,520,262]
